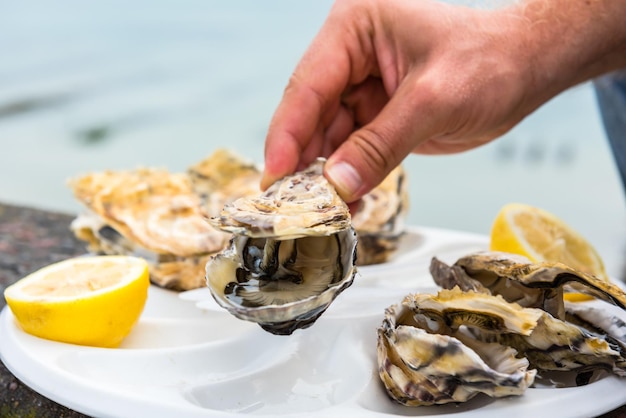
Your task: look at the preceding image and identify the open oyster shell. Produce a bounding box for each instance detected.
[430,251,626,320]
[407,288,626,377]
[379,251,626,407]
[378,293,536,406]
[206,158,357,335]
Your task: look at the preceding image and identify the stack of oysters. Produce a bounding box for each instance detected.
[377,251,626,406]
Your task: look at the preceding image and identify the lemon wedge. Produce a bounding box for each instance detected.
[489,203,608,302]
[4,255,149,348]
[489,203,607,280]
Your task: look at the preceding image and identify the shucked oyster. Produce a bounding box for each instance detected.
[427,252,626,379]
[206,159,357,335]
[430,251,626,320]
[378,291,536,406]
[406,288,626,377]
[378,251,626,407]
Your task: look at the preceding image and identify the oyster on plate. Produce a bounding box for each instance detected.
[187,148,262,218]
[378,251,626,407]
[206,158,357,335]
[406,288,626,377]
[377,291,536,406]
[69,168,230,290]
[350,165,409,265]
[430,251,626,320]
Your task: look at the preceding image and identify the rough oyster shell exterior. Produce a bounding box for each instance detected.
[187,148,262,218]
[69,168,230,290]
[351,165,409,265]
[210,158,351,239]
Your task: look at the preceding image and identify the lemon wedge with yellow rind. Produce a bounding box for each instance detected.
[489,203,608,302]
[490,203,607,280]
[4,255,149,348]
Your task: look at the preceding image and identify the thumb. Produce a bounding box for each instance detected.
[325,83,431,202]
[324,129,408,203]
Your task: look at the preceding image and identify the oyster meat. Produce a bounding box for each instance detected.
[206,158,357,335]
[378,293,536,406]
[69,167,230,290]
[406,288,626,377]
[430,251,626,320]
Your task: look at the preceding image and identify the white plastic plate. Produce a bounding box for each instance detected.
[2,226,626,418]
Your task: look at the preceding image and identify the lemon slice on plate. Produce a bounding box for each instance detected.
[489,203,608,301]
[4,255,149,348]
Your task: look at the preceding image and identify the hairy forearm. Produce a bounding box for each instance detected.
[504,0,626,100]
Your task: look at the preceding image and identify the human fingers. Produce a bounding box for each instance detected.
[323,77,390,156]
[324,74,442,202]
[262,37,349,189]
[262,1,377,190]
[341,77,390,129]
[262,81,341,190]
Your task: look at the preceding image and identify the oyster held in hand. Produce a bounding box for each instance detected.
[206,159,357,335]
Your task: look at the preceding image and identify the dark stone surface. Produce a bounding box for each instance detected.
[0,203,89,418]
[0,202,625,418]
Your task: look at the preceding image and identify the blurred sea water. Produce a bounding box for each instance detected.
[1,0,624,277]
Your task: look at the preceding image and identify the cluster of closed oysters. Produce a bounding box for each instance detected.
[68,149,408,292]
[378,251,626,406]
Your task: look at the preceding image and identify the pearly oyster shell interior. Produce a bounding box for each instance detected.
[205,158,357,335]
[378,294,536,406]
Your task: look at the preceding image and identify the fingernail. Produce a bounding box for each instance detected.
[325,161,362,201]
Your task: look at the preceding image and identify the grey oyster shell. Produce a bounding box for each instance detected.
[378,251,626,407]
[407,288,626,377]
[377,291,536,406]
[350,165,408,265]
[430,251,626,320]
[205,158,357,335]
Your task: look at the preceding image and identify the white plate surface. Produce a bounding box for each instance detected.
[2,226,626,418]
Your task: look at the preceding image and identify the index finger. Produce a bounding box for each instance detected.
[261,4,369,189]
